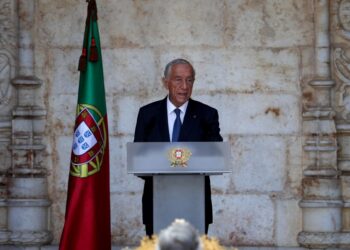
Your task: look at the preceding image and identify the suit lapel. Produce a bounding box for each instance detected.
[159,97,170,141]
[179,99,197,141]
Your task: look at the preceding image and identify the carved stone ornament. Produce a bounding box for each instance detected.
[338,0,350,40]
[0,1,16,54]
[334,48,350,83]
[334,48,350,120]
[0,53,13,106]
[0,0,15,109]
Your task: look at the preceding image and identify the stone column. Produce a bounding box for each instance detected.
[298,0,343,248]
[0,0,18,244]
[4,0,52,247]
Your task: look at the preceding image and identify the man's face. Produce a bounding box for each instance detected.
[163,64,195,107]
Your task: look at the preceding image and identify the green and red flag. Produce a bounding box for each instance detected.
[59,0,111,249]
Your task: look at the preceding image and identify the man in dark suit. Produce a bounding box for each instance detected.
[134,58,223,236]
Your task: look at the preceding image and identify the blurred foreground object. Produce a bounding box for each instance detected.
[157,219,201,250]
[132,219,237,250]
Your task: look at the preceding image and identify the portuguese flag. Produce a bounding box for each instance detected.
[59,0,111,249]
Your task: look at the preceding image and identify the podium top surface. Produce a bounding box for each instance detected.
[127,142,231,175]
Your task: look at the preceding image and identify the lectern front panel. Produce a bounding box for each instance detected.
[153,175,205,234]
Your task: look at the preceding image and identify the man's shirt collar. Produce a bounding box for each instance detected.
[167,96,189,115]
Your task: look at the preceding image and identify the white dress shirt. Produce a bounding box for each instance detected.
[167,97,188,141]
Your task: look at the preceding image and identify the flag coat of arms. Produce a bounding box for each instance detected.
[59,0,111,249]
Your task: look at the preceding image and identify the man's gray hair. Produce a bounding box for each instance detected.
[157,219,202,250]
[163,58,196,79]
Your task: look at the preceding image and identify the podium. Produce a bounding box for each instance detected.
[127,142,231,234]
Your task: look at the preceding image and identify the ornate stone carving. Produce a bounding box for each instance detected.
[332,3,350,121]
[0,0,53,247]
[0,0,17,191]
[298,232,350,248]
[9,231,52,245]
[331,0,350,243]
[334,48,350,120]
[335,48,350,83]
[338,0,350,39]
[0,0,16,147]
[332,0,350,128]
[0,1,16,56]
[300,1,344,248]
[0,52,13,107]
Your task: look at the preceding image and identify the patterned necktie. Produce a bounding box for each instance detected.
[172,108,181,142]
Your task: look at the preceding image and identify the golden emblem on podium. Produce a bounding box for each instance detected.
[168,147,192,167]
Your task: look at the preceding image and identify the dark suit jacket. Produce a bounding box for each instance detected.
[134,97,223,226]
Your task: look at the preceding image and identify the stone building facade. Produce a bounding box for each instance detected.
[1,0,350,249]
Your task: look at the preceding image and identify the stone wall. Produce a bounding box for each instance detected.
[3,0,350,249]
[35,0,311,246]
[38,0,310,247]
